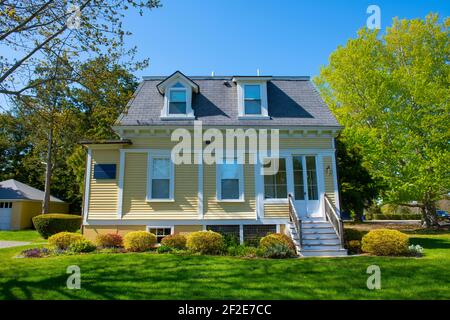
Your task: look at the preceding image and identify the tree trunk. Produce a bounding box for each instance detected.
[421,200,439,228]
[42,126,53,214]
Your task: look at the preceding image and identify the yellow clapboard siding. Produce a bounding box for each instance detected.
[264,202,289,218]
[323,156,336,206]
[88,149,119,219]
[203,161,256,219]
[122,152,198,219]
[279,137,333,149]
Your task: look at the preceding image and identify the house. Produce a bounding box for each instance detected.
[0,179,69,230]
[81,71,346,256]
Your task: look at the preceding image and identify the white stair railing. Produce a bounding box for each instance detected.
[288,193,302,253]
[323,194,344,247]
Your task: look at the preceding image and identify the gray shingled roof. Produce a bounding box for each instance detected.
[116,76,340,127]
[0,179,65,202]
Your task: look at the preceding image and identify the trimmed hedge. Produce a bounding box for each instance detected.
[361,229,409,256]
[123,231,156,252]
[96,233,123,248]
[69,239,96,253]
[259,233,296,252]
[32,214,82,239]
[161,234,187,250]
[186,231,224,254]
[48,232,84,250]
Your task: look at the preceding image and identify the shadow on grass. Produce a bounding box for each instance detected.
[409,237,450,250]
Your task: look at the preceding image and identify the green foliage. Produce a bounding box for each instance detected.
[259,233,296,252]
[156,245,174,254]
[69,239,97,253]
[315,14,450,227]
[368,213,422,220]
[259,243,295,259]
[344,228,367,241]
[361,229,409,256]
[222,234,240,248]
[48,232,84,250]
[186,231,224,255]
[32,214,81,239]
[336,138,382,221]
[227,245,258,258]
[96,233,124,248]
[123,231,156,252]
[160,234,187,250]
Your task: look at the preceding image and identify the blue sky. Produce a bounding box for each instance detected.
[122,0,449,78]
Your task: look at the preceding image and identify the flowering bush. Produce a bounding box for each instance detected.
[20,247,50,258]
[123,231,156,252]
[408,244,424,257]
[186,231,224,254]
[361,229,409,256]
[96,233,123,248]
[48,232,84,250]
[69,239,97,253]
[160,234,187,250]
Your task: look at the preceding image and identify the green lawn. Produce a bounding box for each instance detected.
[0,230,46,243]
[0,231,449,300]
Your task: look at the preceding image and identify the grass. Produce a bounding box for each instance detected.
[0,230,449,300]
[0,230,45,243]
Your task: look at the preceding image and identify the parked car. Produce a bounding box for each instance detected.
[436,210,450,221]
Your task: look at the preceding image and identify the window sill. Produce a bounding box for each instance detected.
[216,199,246,203]
[146,199,175,203]
[160,115,195,120]
[238,115,270,120]
[264,199,288,204]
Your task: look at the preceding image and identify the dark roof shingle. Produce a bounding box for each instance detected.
[116,77,340,127]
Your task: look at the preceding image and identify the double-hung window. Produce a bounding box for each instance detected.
[263,158,287,199]
[168,83,187,114]
[217,159,244,201]
[147,155,174,201]
[244,84,262,115]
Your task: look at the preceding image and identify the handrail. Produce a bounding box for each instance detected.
[288,193,302,252]
[324,194,344,247]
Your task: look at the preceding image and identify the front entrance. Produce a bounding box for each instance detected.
[291,155,321,219]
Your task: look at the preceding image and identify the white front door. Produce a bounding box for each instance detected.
[291,155,321,219]
[0,202,13,230]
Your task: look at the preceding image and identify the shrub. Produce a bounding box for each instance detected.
[96,233,123,248]
[361,229,409,256]
[20,247,50,258]
[344,228,366,241]
[259,233,296,252]
[48,232,84,250]
[32,214,82,239]
[227,245,258,258]
[123,231,156,252]
[69,239,96,253]
[260,243,295,258]
[408,244,424,257]
[186,231,224,254]
[222,234,240,248]
[160,234,187,250]
[157,245,173,254]
[369,213,422,220]
[347,240,362,254]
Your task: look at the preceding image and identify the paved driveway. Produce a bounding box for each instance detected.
[0,241,31,249]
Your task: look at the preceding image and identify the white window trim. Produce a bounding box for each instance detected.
[262,156,289,203]
[146,226,174,245]
[146,152,175,202]
[216,160,245,202]
[236,81,270,119]
[160,78,195,120]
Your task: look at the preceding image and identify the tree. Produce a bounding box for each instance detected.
[335,138,382,222]
[315,14,450,227]
[0,0,160,97]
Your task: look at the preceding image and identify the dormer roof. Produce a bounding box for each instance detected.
[156,71,200,94]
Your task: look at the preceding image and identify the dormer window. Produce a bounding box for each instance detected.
[169,83,187,114]
[233,76,271,119]
[244,84,262,115]
[157,71,199,120]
